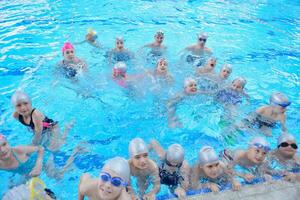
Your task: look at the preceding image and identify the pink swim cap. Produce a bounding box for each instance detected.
[62,42,74,53]
[0,134,6,142]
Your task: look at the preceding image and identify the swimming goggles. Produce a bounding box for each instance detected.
[99,172,127,187]
[252,143,271,152]
[278,142,298,150]
[199,38,207,42]
[165,159,182,168]
[271,101,291,108]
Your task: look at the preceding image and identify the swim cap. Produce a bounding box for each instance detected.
[129,138,148,158]
[116,36,124,42]
[277,133,296,146]
[197,32,208,39]
[221,64,232,73]
[2,184,30,200]
[184,77,196,88]
[198,146,219,166]
[166,144,185,164]
[11,90,31,106]
[249,137,271,152]
[155,30,164,37]
[87,28,97,36]
[113,62,127,73]
[102,157,130,183]
[62,42,74,53]
[0,134,6,142]
[270,92,291,108]
[233,77,247,88]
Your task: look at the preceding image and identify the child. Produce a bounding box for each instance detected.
[85,28,100,47]
[190,146,241,192]
[143,31,167,58]
[11,90,72,151]
[128,138,160,200]
[106,37,134,64]
[78,157,131,200]
[58,42,87,78]
[149,140,189,199]
[195,57,217,75]
[146,58,173,84]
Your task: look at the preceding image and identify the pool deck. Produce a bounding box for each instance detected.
[173,181,300,200]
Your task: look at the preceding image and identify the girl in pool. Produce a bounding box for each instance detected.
[167,78,202,128]
[78,157,131,200]
[128,138,160,200]
[11,90,72,151]
[267,133,300,182]
[190,146,241,192]
[149,140,189,199]
[221,137,271,183]
[242,92,291,136]
[195,57,217,76]
[106,37,134,64]
[58,42,88,78]
[0,134,43,177]
[146,58,173,84]
[143,31,167,59]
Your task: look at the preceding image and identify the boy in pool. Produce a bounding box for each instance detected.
[242,92,291,136]
[146,58,173,84]
[149,140,189,199]
[78,157,131,200]
[267,133,300,182]
[106,37,134,64]
[128,138,160,200]
[143,31,167,58]
[0,134,44,177]
[58,42,88,78]
[195,57,217,76]
[167,78,202,128]
[221,137,271,183]
[190,146,241,192]
[11,90,72,151]
[182,32,212,66]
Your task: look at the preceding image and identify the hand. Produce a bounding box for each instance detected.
[243,173,255,182]
[29,165,42,177]
[174,187,186,199]
[143,193,156,200]
[232,180,241,191]
[209,183,220,193]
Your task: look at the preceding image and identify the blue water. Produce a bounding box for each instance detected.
[0,0,300,198]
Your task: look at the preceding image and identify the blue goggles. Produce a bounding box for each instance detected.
[271,101,291,108]
[99,172,127,187]
[252,143,271,152]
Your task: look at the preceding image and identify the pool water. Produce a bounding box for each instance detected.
[0,0,299,198]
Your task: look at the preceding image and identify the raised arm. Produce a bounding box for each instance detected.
[149,139,165,160]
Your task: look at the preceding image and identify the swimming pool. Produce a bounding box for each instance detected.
[0,0,299,198]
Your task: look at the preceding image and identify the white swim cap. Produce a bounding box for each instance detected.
[113,62,127,73]
[270,92,291,107]
[277,133,296,146]
[197,32,208,39]
[102,157,130,183]
[198,146,219,166]
[249,137,271,152]
[116,36,124,42]
[2,184,29,200]
[233,77,247,88]
[221,64,232,73]
[166,144,185,164]
[184,77,196,88]
[11,90,31,106]
[129,138,148,158]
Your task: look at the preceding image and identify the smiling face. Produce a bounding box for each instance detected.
[278,140,298,158]
[98,169,124,200]
[63,49,75,62]
[156,59,168,74]
[202,162,222,179]
[246,147,268,164]
[15,100,32,116]
[184,81,197,94]
[131,152,149,170]
[220,68,231,79]
[231,80,244,92]
[0,140,11,161]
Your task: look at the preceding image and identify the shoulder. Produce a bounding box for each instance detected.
[149,159,159,171]
[79,173,98,196]
[31,109,45,120]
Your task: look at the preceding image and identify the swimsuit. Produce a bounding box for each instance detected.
[112,52,131,62]
[159,162,183,191]
[8,150,38,175]
[215,89,242,105]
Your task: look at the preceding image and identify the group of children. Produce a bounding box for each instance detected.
[0,29,299,200]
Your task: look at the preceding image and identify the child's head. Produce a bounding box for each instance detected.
[0,134,11,161]
[205,57,217,71]
[219,64,232,79]
[269,92,291,114]
[11,90,32,116]
[184,78,197,94]
[231,77,247,92]
[98,157,130,200]
[156,58,168,74]
[86,28,98,42]
[129,138,149,170]
[247,137,270,164]
[198,146,221,179]
[154,30,164,44]
[277,133,298,158]
[112,62,127,78]
[165,144,184,171]
[197,32,208,46]
[62,42,75,61]
[115,37,124,50]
